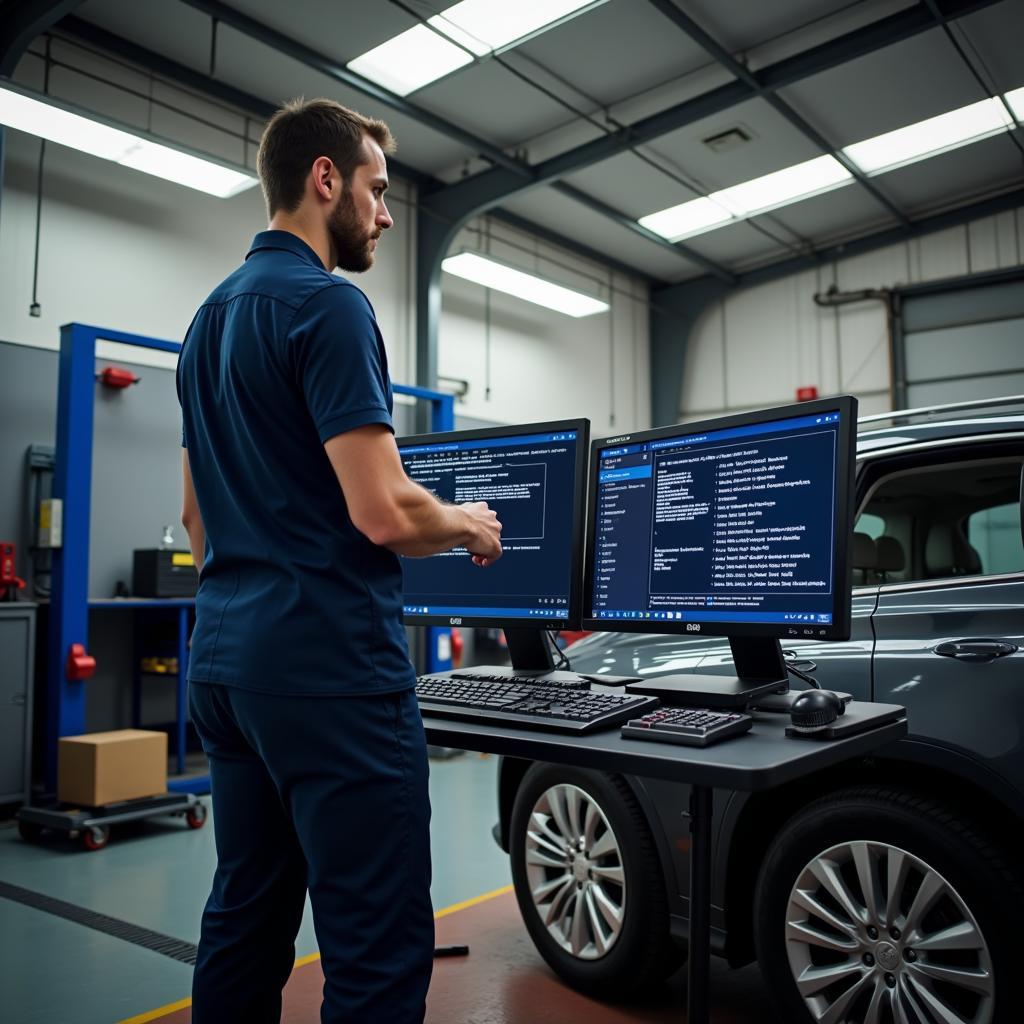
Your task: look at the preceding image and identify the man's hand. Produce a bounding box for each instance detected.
[461,501,502,566]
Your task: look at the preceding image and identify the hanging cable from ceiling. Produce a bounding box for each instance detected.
[29,38,53,318]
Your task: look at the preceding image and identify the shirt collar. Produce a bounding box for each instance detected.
[246,230,325,269]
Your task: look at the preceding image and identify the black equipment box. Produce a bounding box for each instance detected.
[132,549,198,598]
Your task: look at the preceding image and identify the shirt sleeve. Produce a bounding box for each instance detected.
[289,282,394,443]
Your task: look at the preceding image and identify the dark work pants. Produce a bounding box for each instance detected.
[188,682,434,1024]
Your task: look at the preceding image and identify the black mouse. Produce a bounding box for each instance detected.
[790,689,845,732]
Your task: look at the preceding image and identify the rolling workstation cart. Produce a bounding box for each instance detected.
[422,700,907,1024]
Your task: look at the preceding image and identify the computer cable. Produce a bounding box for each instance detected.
[785,662,821,690]
[546,630,571,671]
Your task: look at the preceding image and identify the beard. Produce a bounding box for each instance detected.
[329,189,377,272]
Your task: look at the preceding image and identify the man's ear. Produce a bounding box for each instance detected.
[311,156,336,202]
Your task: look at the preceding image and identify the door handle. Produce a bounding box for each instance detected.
[933,639,1019,663]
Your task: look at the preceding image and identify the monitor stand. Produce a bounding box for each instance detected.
[625,637,789,708]
[451,628,602,684]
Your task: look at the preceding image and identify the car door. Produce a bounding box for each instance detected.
[865,446,1024,797]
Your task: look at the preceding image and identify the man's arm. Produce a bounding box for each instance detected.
[181,449,206,573]
[324,424,502,564]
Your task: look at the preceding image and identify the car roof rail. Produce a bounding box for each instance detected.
[858,394,1024,430]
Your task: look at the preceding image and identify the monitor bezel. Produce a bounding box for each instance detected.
[581,396,858,641]
[397,417,590,630]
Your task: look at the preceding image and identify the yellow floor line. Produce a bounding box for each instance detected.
[116,883,514,1023]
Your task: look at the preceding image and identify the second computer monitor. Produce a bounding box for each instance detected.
[398,419,589,630]
[583,397,858,641]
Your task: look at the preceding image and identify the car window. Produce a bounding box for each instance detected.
[856,457,1023,584]
[967,501,1024,575]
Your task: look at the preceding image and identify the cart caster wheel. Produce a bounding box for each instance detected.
[82,825,110,851]
[17,820,42,843]
[185,804,207,829]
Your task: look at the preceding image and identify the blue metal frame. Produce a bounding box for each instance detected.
[46,323,455,792]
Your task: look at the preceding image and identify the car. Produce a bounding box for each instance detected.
[492,395,1024,1024]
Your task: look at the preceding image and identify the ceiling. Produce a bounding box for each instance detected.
[4,0,1024,287]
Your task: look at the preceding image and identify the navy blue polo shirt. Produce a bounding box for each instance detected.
[176,230,415,695]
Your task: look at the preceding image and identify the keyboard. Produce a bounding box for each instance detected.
[621,707,753,747]
[416,675,659,733]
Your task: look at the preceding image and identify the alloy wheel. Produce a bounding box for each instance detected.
[523,783,626,960]
[785,840,994,1024]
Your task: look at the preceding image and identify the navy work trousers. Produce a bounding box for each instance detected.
[188,682,434,1024]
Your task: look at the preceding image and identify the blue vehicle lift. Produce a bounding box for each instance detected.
[45,322,455,797]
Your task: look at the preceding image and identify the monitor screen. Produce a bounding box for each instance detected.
[583,397,857,640]
[398,419,589,628]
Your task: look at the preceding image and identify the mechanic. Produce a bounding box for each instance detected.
[177,97,502,1023]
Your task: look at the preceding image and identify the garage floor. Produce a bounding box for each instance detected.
[0,755,778,1024]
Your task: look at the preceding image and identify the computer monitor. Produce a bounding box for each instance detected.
[398,418,589,671]
[582,396,858,705]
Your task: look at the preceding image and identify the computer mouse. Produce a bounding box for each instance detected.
[790,689,845,732]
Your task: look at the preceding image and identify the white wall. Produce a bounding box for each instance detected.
[0,41,649,433]
[441,217,650,437]
[681,208,1024,419]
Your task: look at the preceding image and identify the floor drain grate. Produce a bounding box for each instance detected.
[0,880,199,964]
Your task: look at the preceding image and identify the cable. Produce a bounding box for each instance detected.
[546,631,571,671]
[785,662,820,690]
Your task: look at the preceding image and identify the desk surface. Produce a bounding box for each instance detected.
[422,701,906,791]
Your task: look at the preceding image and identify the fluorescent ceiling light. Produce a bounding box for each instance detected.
[349,0,604,93]
[1006,86,1024,120]
[430,0,604,53]
[347,25,474,96]
[711,155,851,217]
[0,83,257,197]
[638,197,734,241]
[843,97,1014,175]
[443,252,609,317]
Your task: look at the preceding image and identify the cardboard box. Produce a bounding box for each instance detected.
[58,729,167,807]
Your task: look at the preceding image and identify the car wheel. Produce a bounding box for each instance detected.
[754,786,1020,1024]
[509,763,679,999]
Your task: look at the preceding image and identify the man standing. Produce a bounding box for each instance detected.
[177,98,502,1023]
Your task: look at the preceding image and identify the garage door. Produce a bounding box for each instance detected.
[900,276,1024,407]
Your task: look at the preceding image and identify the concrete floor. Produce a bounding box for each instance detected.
[0,754,776,1024]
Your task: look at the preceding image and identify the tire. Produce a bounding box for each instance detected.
[509,763,679,999]
[185,803,207,829]
[82,825,110,851]
[754,786,1021,1024]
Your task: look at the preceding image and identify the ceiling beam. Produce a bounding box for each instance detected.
[0,0,85,75]
[422,0,1001,219]
[730,185,1024,289]
[645,0,910,227]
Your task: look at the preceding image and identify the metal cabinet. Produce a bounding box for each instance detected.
[0,603,35,804]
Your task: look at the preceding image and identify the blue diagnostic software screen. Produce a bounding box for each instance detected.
[591,410,843,631]
[399,429,580,621]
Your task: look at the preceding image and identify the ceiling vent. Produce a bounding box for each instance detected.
[702,127,752,153]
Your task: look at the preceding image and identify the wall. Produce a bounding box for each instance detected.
[681,208,1024,419]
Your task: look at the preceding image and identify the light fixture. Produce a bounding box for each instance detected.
[442,252,609,317]
[348,0,606,94]
[0,82,258,198]
[638,197,734,242]
[842,97,1014,175]
[1005,86,1024,121]
[711,155,852,217]
[639,156,851,242]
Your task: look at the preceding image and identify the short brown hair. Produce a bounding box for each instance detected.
[257,98,395,216]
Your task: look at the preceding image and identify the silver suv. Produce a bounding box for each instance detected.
[493,396,1024,1024]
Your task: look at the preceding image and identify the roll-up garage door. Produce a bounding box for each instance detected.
[899,276,1024,407]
